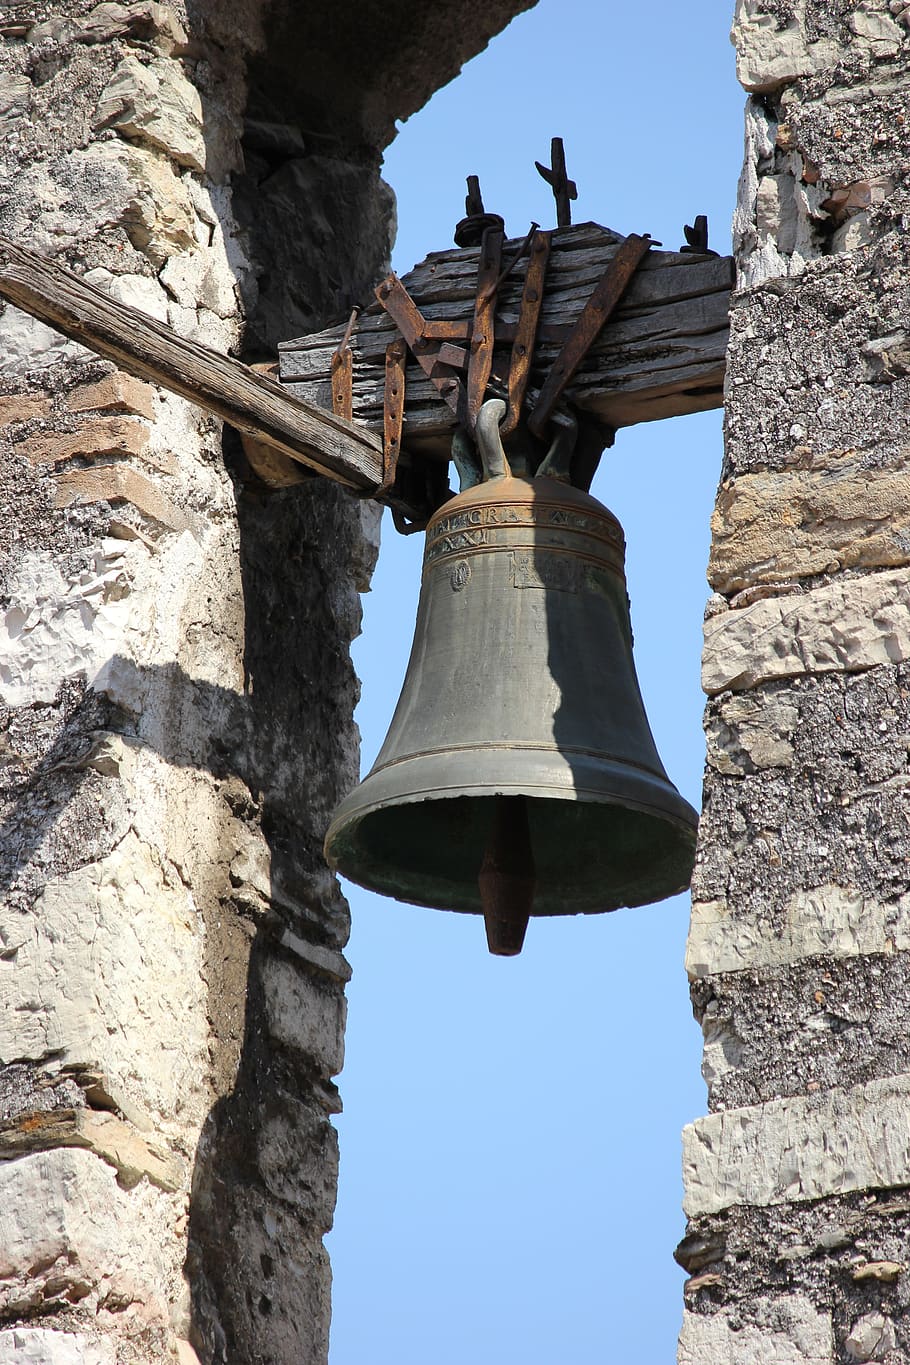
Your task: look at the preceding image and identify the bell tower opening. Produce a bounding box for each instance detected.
[329,3,743,1362]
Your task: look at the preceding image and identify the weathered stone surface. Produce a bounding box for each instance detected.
[732,0,840,93]
[114,144,199,266]
[1,541,145,707]
[0,1328,116,1365]
[695,666,910,929]
[0,536,199,708]
[27,2,189,55]
[702,568,910,694]
[709,468,910,594]
[683,1074,910,1217]
[0,1148,173,1319]
[845,1311,897,1360]
[0,1107,182,1191]
[723,245,910,478]
[93,56,206,171]
[0,305,92,374]
[261,951,346,1075]
[0,393,51,425]
[694,950,910,1111]
[255,1091,339,1224]
[679,1295,832,1364]
[187,1183,332,1365]
[0,829,209,1123]
[687,885,910,979]
[704,692,799,774]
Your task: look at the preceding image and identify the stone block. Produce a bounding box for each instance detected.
[27,2,188,53]
[54,465,191,534]
[702,568,910,695]
[65,371,155,419]
[113,142,199,266]
[0,72,30,125]
[260,952,346,1075]
[191,1182,332,1365]
[255,1093,339,1225]
[0,305,91,375]
[0,829,208,1123]
[693,666,910,933]
[16,415,150,467]
[723,248,910,478]
[0,1148,171,1319]
[705,693,799,774]
[0,393,51,426]
[0,1329,116,1365]
[695,948,910,1110]
[845,1311,897,1360]
[0,540,144,707]
[709,470,910,595]
[849,6,903,54]
[159,247,237,319]
[732,0,840,93]
[678,1295,832,1364]
[686,885,910,979]
[82,266,170,322]
[0,1107,182,1191]
[93,55,205,171]
[682,1073,910,1217]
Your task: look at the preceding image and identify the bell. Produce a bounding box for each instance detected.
[325,403,698,955]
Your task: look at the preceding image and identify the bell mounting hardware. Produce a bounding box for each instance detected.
[0,138,734,955]
[319,145,731,953]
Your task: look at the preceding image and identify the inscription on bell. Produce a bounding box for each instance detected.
[511,551,584,594]
[510,552,616,600]
[426,501,623,569]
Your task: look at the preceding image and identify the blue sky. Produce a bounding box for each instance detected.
[329,5,744,1361]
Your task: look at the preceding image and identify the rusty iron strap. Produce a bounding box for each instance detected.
[527,233,653,440]
[380,339,406,492]
[330,306,359,421]
[466,226,503,430]
[501,229,551,436]
[375,274,465,421]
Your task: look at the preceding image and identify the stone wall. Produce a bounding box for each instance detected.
[679,3,910,1361]
[0,3,530,1362]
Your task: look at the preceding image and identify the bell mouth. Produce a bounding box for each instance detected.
[325,779,697,918]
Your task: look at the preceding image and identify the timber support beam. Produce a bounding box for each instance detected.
[0,235,386,497]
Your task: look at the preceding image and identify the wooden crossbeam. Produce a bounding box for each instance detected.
[0,235,385,494]
[280,224,734,457]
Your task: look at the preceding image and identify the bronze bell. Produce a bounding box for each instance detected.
[325,401,698,955]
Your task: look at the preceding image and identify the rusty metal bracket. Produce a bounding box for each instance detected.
[380,339,406,492]
[454,175,505,248]
[680,214,717,256]
[501,228,551,436]
[466,226,503,430]
[330,306,358,421]
[375,274,466,422]
[527,233,653,440]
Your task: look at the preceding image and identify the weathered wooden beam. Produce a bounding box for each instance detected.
[0,235,384,493]
[279,223,734,459]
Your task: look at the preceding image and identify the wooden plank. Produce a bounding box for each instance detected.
[0,234,384,493]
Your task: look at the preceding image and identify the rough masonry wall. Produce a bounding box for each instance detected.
[0,3,531,1363]
[679,3,910,1363]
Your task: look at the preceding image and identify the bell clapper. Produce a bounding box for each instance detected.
[478,795,536,957]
